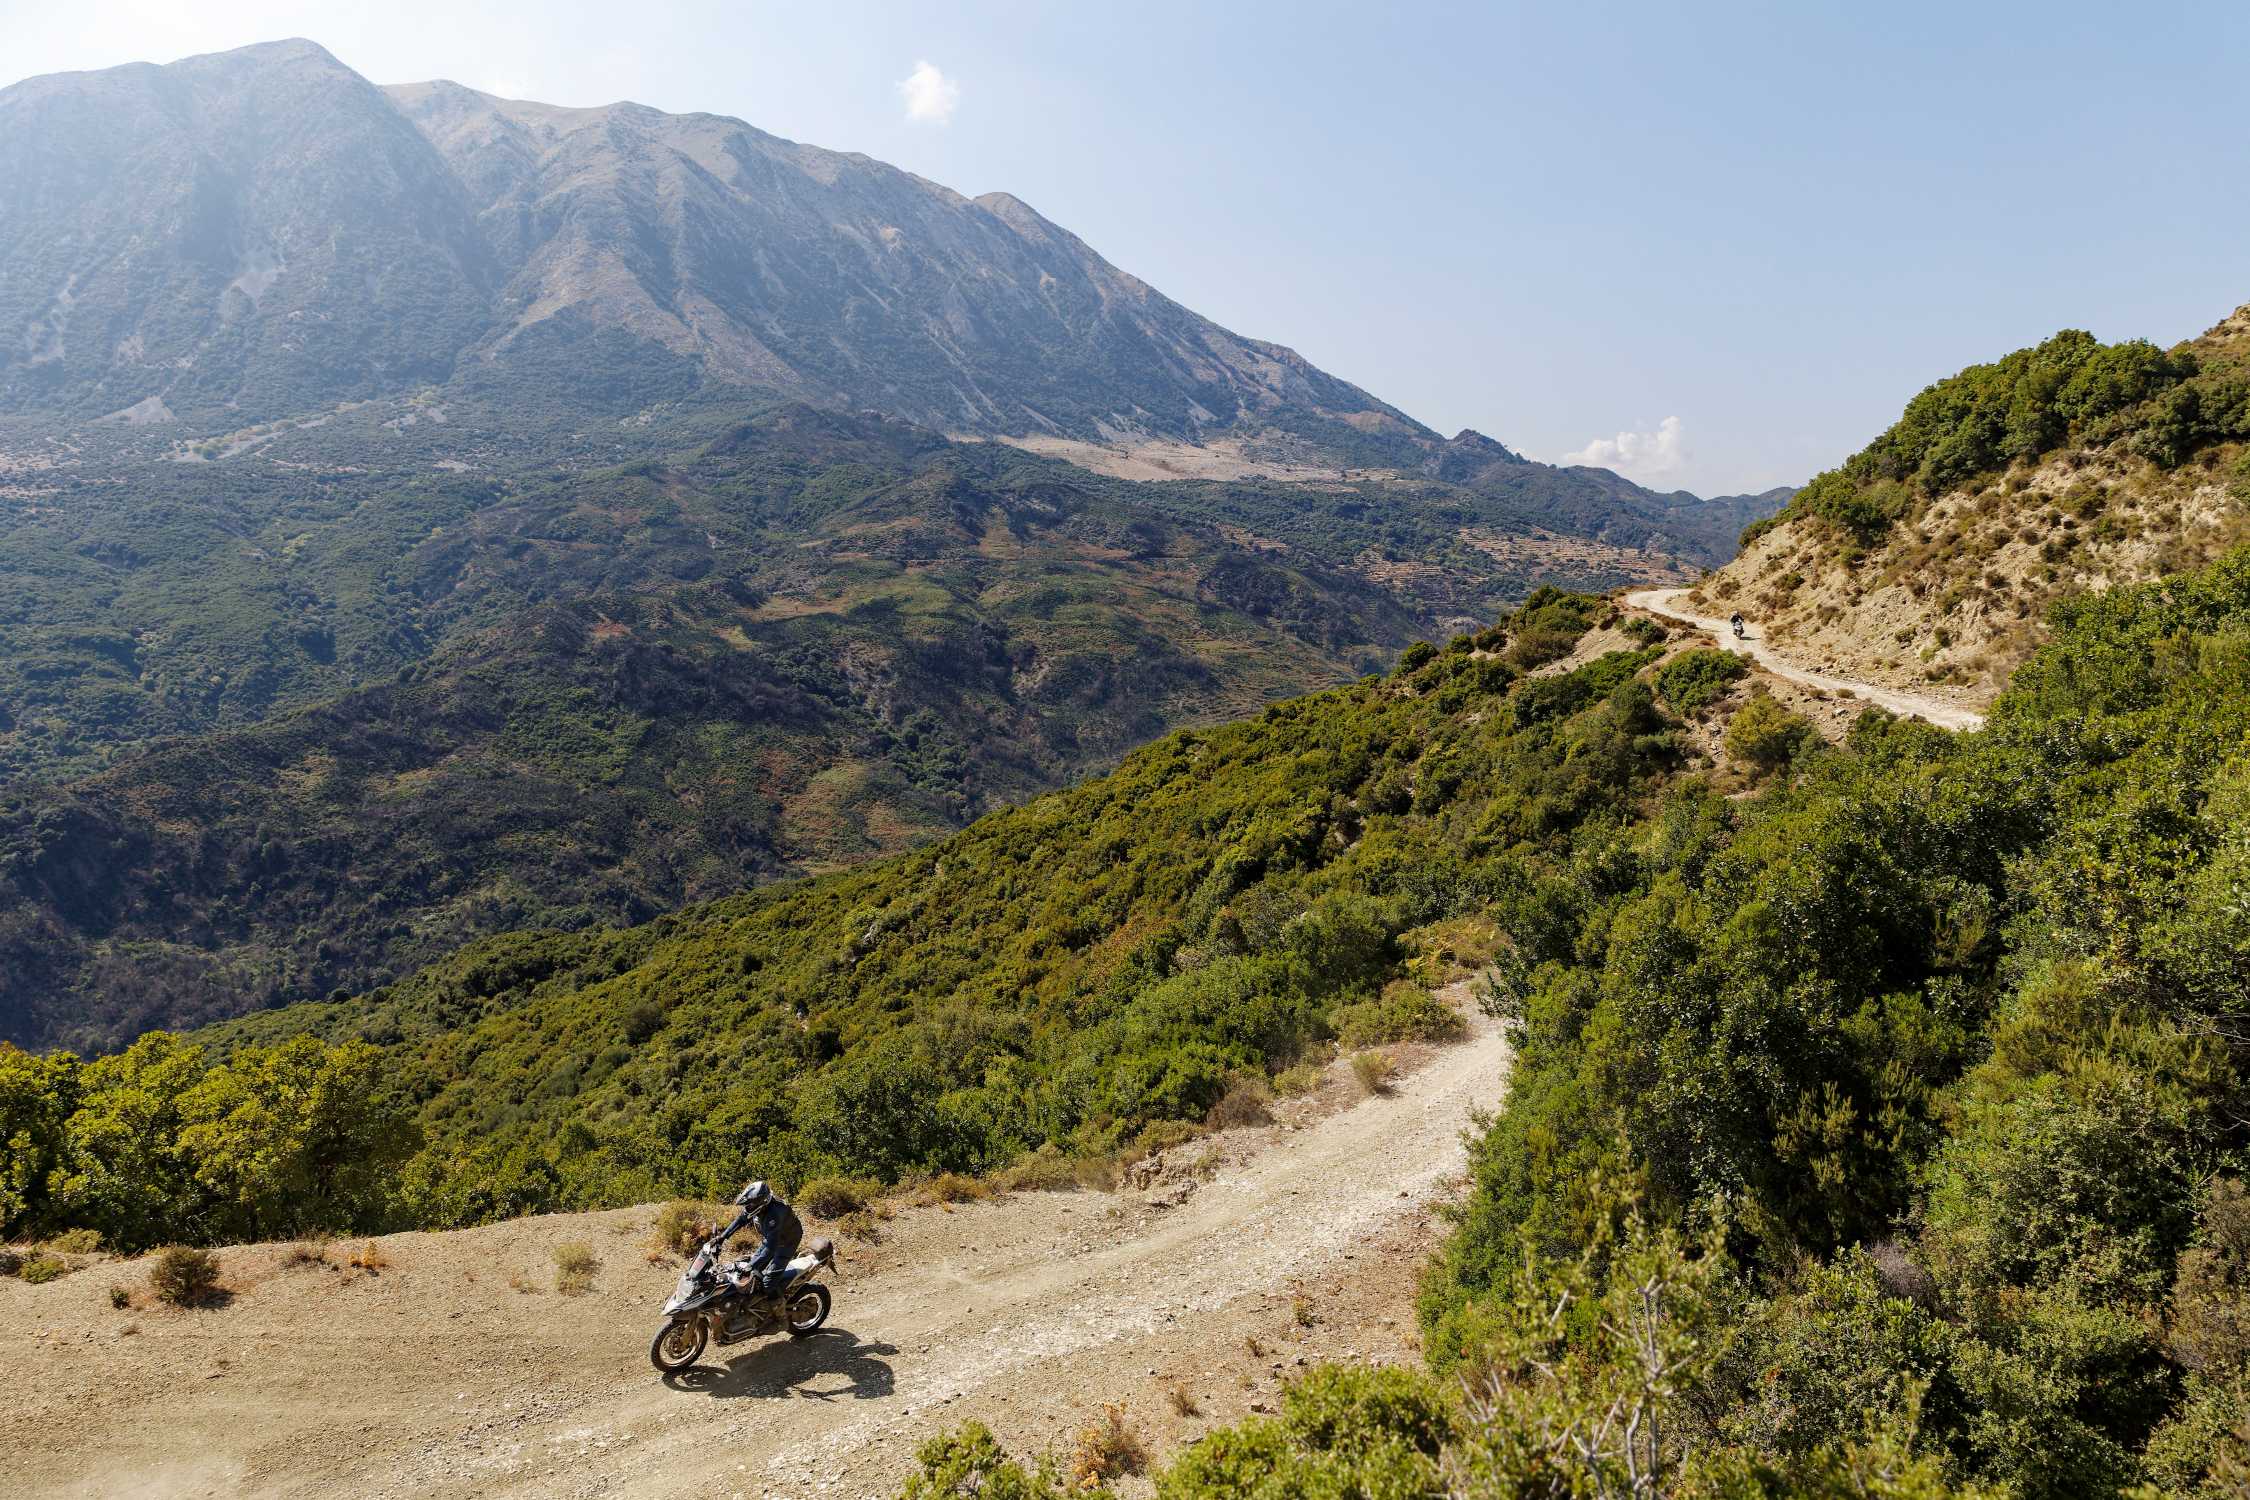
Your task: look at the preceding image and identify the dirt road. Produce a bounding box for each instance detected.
[1624,588,1987,730]
[4,995,1510,1500]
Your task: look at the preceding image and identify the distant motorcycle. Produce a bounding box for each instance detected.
[650,1182,839,1372]
[1730,613,1747,640]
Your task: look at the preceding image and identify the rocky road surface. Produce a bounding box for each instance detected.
[1625,587,1987,730]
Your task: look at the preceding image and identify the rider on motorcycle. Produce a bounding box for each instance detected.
[736,1180,803,1298]
[1729,611,1746,639]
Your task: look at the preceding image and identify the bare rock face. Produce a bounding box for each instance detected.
[0,40,498,421]
[0,39,1420,456]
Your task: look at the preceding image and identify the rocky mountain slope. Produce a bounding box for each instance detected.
[1687,302,2250,707]
[0,38,1419,462]
[0,40,496,423]
[0,38,1786,523]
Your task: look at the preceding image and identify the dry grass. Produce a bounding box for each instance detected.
[108,1284,133,1309]
[797,1175,880,1219]
[1070,1402,1149,1485]
[1125,1119,1203,1164]
[995,1145,1079,1193]
[1351,1049,1396,1096]
[1292,1294,1316,1328]
[348,1241,390,1273]
[553,1242,599,1296]
[649,1200,721,1257]
[1272,1061,1325,1097]
[284,1236,332,1268]
[921,1172,992,1206]
[1166,1383,1200,1417]
[1205,1076,1274,1130]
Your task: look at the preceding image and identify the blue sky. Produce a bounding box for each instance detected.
[5,0,2247,493]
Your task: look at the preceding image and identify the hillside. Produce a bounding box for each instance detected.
[883,552,2250,1498]
[0,415,1456,1051]
[11,540,2250,1494]
[1687,302,2250,708]
[0,587,1670,1235]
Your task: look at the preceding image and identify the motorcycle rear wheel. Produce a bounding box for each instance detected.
[786,1283,831,1337]
[651,1317,708,1371]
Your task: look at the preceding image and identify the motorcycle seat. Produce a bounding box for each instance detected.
[784,1237,837,1275]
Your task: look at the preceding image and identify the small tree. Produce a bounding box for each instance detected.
[1725,689,1814,775]
[149,1245,221,1307]
[1443,1204,1726,1498]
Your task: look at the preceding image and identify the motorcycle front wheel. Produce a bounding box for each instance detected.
[786,1283,831,1337]
[651,1317,708,1372]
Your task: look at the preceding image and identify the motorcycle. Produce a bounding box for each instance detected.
[650,1182,839,1372]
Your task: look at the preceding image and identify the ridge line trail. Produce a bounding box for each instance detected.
[1624,587,1987,731]
[6,991,1511,1500]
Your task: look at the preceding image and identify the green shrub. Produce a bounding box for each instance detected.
[899,1423,1086,1499]
[44,1228,102,1255]
[1333,982,1466,1048]
[1725,689,1816,772]
[1621,615,1668,645]
[1350,1050,1395,1096]
[149,1246,221,1306]
[1655,647,1750,715]
[797,1176,881,1220]
[20,1253,66,1284]
[649,1201,721,1256]
[1272,1061,1325,1097]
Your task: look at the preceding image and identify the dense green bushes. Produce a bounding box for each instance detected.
[1414,547,2250,1494]
[892,545,2250,1497]
[1780,327,2246,546]
[4,591,1668,1246]
[1653,646,1749,714]
[0,1033,413,1251]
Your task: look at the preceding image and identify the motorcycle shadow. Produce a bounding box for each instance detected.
[662,1326,898,1402]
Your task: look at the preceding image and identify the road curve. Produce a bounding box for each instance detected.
[1624,588,1986,731]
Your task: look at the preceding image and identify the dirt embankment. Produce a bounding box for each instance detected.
[3,989,1510,1500]
[1627,587,1986,731]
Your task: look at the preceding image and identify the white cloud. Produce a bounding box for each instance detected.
[897,60,959,125]
[1560,415,1687,478]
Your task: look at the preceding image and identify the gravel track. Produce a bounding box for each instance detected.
[1625,587,1986,730]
